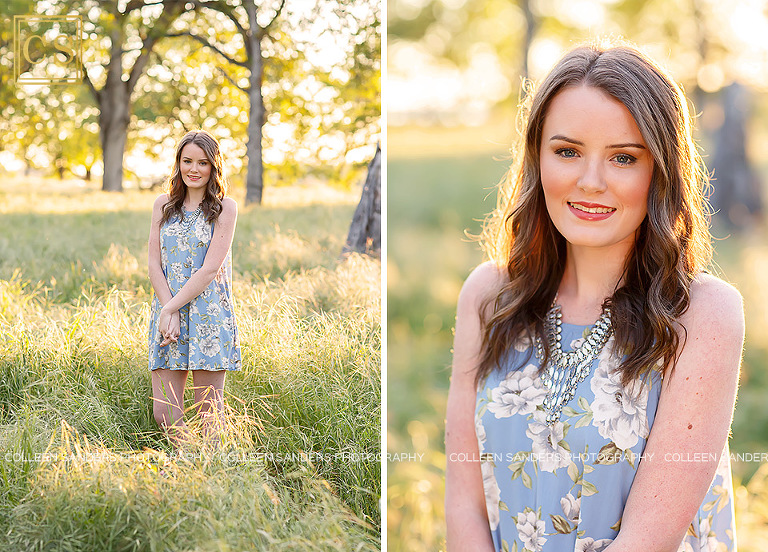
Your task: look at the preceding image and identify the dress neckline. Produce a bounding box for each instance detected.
[558,319,595,330]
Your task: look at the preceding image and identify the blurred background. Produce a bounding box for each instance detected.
[387,0,768,550]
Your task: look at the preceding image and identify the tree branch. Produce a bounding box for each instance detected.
[216,66,250,94]
[166,31,248,68]
[262,0,286,33]
[187,0,252,59]
[122,0,145,14]
[82,67,101,107]
[193,0,248,37]
[128,40,156,94]
[122,0,164,13]
[127,0,185,94]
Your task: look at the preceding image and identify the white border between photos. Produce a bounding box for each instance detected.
[380,0,388,547]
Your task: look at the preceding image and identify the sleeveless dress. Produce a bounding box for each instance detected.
[476,322,736,552]
[148,207,242,372]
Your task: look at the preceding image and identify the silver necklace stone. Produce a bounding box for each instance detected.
[179,205,202,235]
[534,299,613,425]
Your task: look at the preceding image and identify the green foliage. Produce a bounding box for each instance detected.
[0,0,380,187]
[0,181,380,548]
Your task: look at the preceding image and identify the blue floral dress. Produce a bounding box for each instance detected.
[148,207,242,372]
[476,322,736,552]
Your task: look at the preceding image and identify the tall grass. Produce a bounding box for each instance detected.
[0,179,380,549]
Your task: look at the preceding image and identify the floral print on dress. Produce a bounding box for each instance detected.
[148,209,241,371]
[488,364,548,418]
[590,341,650,451]
[574,537,612,552]
[475,322,736,552]
[515,508,547,552]
[560,493,580,525]
[526,410,570,472]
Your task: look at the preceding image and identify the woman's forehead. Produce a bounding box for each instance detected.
[180,142,209,159]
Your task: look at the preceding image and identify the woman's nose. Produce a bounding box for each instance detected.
[577,157,607,193]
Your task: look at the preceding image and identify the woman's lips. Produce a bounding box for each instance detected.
[568,201,616,221]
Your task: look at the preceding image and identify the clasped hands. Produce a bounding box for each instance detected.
[158,306,180,347]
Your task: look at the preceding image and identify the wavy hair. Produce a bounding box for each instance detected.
[477,41,712,387]
[160,130,228,227]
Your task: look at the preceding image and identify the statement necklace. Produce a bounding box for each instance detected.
[179,205,202,235]
[534,299,613,425]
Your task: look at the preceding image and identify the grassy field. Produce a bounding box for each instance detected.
[387,125,768,551]
[0,177,381,550]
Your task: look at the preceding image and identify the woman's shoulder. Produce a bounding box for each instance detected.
[688,273,743,318]
[682,272,744,341]
[221,196,237,211]
[153,193,171,210]
[458,261,508,309]
[219,197,238,221]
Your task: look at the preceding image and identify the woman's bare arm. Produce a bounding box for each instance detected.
[605,274,743,552]
[148,194,174,307]
[445,261,504,552]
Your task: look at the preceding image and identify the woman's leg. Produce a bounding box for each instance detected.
[151,368,190,445]
[192,369,227,445]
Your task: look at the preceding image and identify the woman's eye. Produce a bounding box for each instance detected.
[555,148,577,158]
[614,154,636,165]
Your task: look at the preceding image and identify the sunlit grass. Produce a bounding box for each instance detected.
[387,136,768,551]
[0,180,380,549]
[3,421,373,551]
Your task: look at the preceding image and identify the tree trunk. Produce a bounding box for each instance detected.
[343,144,381,256]
[245,3,264,205]
[691,0,709,112]
[520,0,537,81]
[710,82,762,228]
[100,27,130,192]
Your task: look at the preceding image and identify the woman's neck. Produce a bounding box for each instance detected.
[557,241,631,325]
[184,189,204,209]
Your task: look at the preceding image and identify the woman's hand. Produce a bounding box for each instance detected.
[159,307,180,347]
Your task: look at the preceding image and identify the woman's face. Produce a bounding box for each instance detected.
[539,85,654,253]
[179,142,212,191]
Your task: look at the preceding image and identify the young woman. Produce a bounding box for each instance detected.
[147,129,241,446]
[445,43,744,552]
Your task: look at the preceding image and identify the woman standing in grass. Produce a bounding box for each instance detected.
[148,129,241,446]
[445,42,743,551]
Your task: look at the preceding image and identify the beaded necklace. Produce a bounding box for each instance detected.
[179,205,203,235]
[534,299,613,425]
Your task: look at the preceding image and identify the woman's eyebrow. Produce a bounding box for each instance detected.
[549,134,583,145]
[549,135,646,149]
[607,142,646,149]
[181,156,210,161]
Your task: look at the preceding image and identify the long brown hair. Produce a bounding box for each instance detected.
[160,130,228,227]
[477,41,712,387]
